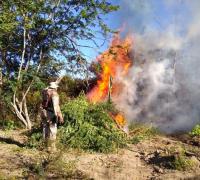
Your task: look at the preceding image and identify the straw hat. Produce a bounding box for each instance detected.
[49,82,59,89]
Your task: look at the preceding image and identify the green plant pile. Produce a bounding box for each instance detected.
[58,95,127,153]
[189,124,200,137]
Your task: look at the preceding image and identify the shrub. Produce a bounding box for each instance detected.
[163,147,196,171]
[189,124,200,137]
[58,95,127,153]
[27,129,44,149]
[0,119,17,130]
[172,154,194,171]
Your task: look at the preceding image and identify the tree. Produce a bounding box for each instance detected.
[0,0,119,129]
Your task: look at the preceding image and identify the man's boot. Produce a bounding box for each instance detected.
[47,140,57,153]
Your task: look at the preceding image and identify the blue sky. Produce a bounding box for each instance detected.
[79,0,191,62]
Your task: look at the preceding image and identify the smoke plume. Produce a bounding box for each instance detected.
[112,0,200,133]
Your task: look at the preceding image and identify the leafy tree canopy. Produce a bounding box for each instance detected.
[0,0,119,76]
[0,0,119,128]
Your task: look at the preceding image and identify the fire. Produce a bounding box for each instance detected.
[87,34,133,129]
[87,34,133,102]
[114,113,126,127]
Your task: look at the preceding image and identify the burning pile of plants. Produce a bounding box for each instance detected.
[58,35,133,152]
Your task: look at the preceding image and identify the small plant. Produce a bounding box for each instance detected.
[166,147,196,171]
[27,131,44,149]
[189,124,200,137]
[148,146,196,171]
[25,153,88,179]
[0,120,16,130]
[129,123,159,144]
[172,154,194,171]
[30,161,45,177]
[131,135,145,144]
[46,158,77,177]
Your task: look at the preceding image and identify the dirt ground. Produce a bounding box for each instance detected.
[0,130,200,180]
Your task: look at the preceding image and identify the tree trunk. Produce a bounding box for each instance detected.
[0,50,4,86]
[11,99,32,129]
[23,97,32,129]
[0,66,2,86]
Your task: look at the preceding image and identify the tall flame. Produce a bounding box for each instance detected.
[87,34,133,102]
[87,34,133,128]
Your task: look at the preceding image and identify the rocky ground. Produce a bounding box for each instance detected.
[0,130,200,180]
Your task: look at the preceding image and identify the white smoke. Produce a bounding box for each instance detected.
[112,0,200,133]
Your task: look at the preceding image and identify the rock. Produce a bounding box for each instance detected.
[154,150,161,156]
[135,153,141,157]
[140,152,147,156]
[144,156,154,162]
[154,166,164,173]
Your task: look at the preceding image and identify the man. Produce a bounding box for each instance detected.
[41,81,64,152]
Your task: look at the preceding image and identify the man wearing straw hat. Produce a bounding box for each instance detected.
[41,81,64,152]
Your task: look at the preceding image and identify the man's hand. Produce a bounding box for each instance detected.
[57,113,64,124]
[59,116,64,124]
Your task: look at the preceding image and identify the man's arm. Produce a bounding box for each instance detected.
[52,91,64,123]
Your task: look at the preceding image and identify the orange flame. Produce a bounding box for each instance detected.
[114,113,126,127]
[87,34,133,102]
[87,34,133,128]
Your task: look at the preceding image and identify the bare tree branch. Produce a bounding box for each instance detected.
[17,16,27,80]
[21,48,43,104]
